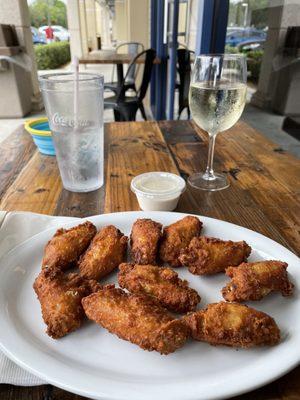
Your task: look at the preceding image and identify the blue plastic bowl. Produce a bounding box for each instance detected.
[24,118,56,156]
[31,133,56,156]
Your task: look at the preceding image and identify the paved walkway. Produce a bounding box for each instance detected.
[242,104,300,157]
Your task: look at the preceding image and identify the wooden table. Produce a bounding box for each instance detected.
[0,120,299,400]
[79,52,161,65]
[79,52,161,86]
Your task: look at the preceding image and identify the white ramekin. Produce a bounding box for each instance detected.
[131,172,186,211]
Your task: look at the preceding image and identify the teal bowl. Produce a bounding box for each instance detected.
[31,134,56,156]
[25,118,56,156]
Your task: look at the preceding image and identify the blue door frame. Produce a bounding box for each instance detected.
[150,0,168,120]
[167,0,180,120]
[151,0,229,120]
[195,0,229,55]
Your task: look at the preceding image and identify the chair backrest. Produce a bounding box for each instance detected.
[177,48,193,111]
[178,42,188,49]
[116,42,144,54]
[117,48,156,102]
[116,42,144,82]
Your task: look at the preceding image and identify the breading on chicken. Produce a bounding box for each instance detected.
[42,221,97,271]
[82,287,190,355]
[222,260,294,302]
[118,263,200,313]
[159,216,203,267]
[130,219,162,265]
[179,236,251,275]
[184,301,280,348]
[33,267,101,339]
[79,225,128,280]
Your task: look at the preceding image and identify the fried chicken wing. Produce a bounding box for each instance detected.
[42,221,97,271]
[184,301,280,348]
[33,267,101,339]
[79,225,128,280]
[82,287,190,354]
[222,260,294,302]
[179,236,251,275]
[118,263,200,313]
[130,219,162,264]
[159,216,203,267]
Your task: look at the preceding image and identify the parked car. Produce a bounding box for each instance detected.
[39,25,70,42]
[31,27,46,45]
[226,27,266,48]
[238,39,265,52]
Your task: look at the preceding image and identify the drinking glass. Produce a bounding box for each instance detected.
[188,54,247,191]
[39,73,104,193]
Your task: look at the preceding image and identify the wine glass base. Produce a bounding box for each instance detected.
[188,172,230,191]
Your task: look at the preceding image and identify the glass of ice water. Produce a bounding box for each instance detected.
[39,73,104,193]
[189,54,247,191]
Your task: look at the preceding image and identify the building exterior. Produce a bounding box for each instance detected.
[0,0,299,119]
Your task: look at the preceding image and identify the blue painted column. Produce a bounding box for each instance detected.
[150,0,168,120]
[150,0,157,112]
[195,0,215,55]
[211,0,229,53]
[195,0,229,56]
[151,0,229,120]
[167,0,179,120]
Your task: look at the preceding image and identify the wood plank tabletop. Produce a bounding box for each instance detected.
[0,120,299,400]
[79,52,161,64]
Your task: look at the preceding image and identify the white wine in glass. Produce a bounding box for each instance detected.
[188,54,247,191]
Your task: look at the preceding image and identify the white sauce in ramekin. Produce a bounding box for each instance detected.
[131,172,186,211]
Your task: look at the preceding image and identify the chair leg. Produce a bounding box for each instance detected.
[119,104,138,121]
[114,109,122,121]
[177,106,183,120]
[139,103,147,121]
[187,106,191,120]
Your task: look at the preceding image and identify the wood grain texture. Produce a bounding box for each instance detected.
[0,120,299,400]
[0,125,108,217]
[0,151,62,214]
[104,121,179,212]
[159,120,300,255]
[0,127,36,200]
[158,119,203,144]
[79,53,161,64]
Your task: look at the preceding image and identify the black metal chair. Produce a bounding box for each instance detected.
[104,48,156,121]
[176,48,194,119]
[104,42,144,94]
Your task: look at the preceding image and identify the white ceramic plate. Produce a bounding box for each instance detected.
[0,211,299,400]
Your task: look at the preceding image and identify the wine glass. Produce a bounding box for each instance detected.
[188,54,247,191]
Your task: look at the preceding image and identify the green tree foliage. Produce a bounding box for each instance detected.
[29,0,67,28]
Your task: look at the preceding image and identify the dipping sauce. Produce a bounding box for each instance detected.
[131,172,186,211]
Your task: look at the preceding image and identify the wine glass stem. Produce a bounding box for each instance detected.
[204,133,217,180]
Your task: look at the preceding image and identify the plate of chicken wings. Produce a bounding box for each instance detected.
[0,211,299,400]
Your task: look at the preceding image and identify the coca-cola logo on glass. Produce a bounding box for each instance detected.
[52,112,91,128]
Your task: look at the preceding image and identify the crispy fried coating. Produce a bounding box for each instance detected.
[33,267,101,339]
[179,236,251,275]
[184,301,280,348]
[159,216,203,267]
[42,221,97,271]
[118,263,200,313]
[222,260,294,302]
[79,225,128,280]
[130,219,162,265]
[82,287,190,354]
